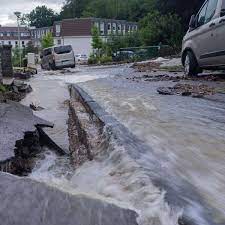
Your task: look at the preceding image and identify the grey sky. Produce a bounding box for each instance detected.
[0,0,64,26]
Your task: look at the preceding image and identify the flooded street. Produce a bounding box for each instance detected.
[22,65,225,225]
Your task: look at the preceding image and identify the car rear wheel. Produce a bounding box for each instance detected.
[184,51,199,77]
[50,61,56,70]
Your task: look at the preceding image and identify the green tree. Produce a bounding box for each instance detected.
[140,11,183,51]
[41,32,54,49]
[91,26,103,57]
[27,6,60,28]
[105,33,142,54]
[12,47,21,67]
[60,0,91,19]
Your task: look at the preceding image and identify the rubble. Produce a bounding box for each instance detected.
[0,80,32,102]
[157,83,215,97]
[13,67,37,80]
[131,61,161,72]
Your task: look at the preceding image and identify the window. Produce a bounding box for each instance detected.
[57,39,61,45]
[122,24,126,35]
[112,23,116,33]
[107,23,111,34]
[118,24,122,34]
[128,25,131,33]
[56,24,61,36]
[1,41,4,45]
[197,2,208,27]
[100,22,105,35]
[8,41,11,45]
[7,32,10,37]
[205,0,218,23]
[43,48,52,56]
[0,33,3,37]
[54,45,72,54]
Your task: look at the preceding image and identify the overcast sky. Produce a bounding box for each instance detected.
[0,0,64,26]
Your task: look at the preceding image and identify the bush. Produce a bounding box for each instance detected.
[99,56,112,64]
[41,32,54,49]
[88,54,98,64]
[12,47,21,67]
[0,84,7,93]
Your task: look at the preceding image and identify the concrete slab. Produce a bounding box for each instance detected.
[2,78,14,86]
[0,172,138,225]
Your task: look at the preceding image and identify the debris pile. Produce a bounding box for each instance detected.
[0,80,32,102]
[157,83,215,98]
[128,74,182,82]
[14,68,37,80]
[131,61,161,72]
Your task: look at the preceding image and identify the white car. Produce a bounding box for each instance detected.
[75,54,88,64]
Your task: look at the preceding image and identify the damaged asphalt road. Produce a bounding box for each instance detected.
[1,63,225,225]
[0,101,55,174]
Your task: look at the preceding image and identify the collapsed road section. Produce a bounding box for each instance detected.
[68,84,221,225]
[0,100,65,175]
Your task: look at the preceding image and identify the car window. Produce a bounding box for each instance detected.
[54,45,72,54]
[43,48,52,56]
[221,0,225,16]
[205,0,218,23]
[197,1,208,27]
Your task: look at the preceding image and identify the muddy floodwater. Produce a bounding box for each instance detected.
[22,65,225,225]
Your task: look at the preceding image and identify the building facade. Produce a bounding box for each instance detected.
[0,25,31,48]
[0,18,138,57]
[53,18,138,56]
[30,26,53,48]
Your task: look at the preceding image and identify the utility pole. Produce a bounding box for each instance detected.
[14,11,22,68]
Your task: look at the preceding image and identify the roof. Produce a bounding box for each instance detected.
[61,18,92,36]
[0,26,30,32]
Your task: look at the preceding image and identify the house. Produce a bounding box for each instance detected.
[0,25,31,48]
[53,18,138,56]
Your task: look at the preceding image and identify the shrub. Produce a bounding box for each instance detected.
[41,32,54,49]
[88,54,98,64]
[99,56,112,64]
[0,84,7,93]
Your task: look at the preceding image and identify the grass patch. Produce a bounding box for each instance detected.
[0,84,6,93]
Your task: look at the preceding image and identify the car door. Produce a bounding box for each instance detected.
[194,0,220,66]
[210,0,225,66]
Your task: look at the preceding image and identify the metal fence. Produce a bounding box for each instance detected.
[112,45,175,62]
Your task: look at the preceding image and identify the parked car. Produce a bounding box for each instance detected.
[75,54,88,64]
[41,45,75,70]
[182,0,225,76]
[112,50,136,62]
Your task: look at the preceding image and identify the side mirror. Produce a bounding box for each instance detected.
[189,15,196,29]
[221,9,225,17]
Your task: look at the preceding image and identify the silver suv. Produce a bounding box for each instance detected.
[182,0,225,76]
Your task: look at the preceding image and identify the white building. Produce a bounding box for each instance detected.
[0,25,31,48]
[53,18,138,57]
